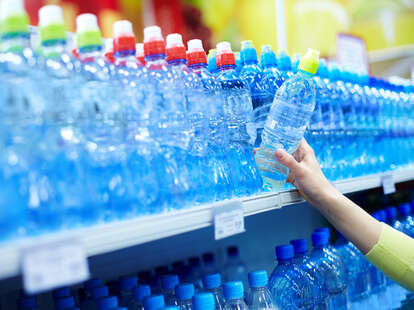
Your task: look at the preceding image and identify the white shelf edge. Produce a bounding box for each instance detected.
[0,169,413,281]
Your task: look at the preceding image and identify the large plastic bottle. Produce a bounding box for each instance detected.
[290,239,328,310]
[247,270,279,310]
[239,40,274,147]
[175,283,195,310]
[255,48,319,190]
[268,244,309,310]
[202,274,225,310]
[216,41,262,196]
[186,39,234,201]
[310,232,349,310]
[222,246,248,289]
[222,282,248,310]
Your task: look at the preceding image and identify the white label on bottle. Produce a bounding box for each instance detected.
[382,174,396,195]
[21,238,89,294]
[214,199,245,240]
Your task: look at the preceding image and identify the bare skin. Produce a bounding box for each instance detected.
[274,139,382,254]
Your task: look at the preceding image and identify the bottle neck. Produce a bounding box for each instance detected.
[168,58,186,66]
[218,64,236,72]
[78,45,103,61]
[0,33,30,52]
[189,63,208,70]
[250,286,266,293]
[145,54,167,70]
[294,253,307,261]
[243,59,258,65]
[277,259,292,265]
[41,39,67,58]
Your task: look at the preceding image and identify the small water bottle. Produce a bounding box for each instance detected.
[223,282,248,310]
[175,283,195,310]
[202,273,226,310]
[247,270,279,310]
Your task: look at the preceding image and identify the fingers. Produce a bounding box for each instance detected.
[275,149,299,172]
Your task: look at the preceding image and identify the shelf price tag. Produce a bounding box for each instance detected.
[21,238,89,294]
[214,199,245,240]
[382,174,396,195]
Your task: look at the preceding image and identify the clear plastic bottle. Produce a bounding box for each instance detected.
[259,45,283,103]
[202,273,225,310]
[216,41,262,196]
[247,270,279,310]
[310,232,348,310]
[255,49,319,191]
[175,283,195,310]
[290,239,328,310]
[222,282,248,310]
[161,275,180,306]
[223,246,248,289]
[187,39,234,201]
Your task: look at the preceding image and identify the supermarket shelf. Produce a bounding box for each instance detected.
[0,169,414,281]
[368,44,414,63]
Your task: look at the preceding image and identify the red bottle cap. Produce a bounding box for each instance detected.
[216,41,235,67]
[113,20,136,53]
[186,39,207,66]
[143,25,166,56]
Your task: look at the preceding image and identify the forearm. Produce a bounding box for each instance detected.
[312,187,382,254]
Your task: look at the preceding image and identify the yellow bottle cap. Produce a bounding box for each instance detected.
[298,48,320,75]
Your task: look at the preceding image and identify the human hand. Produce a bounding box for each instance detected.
[274,139,339,207]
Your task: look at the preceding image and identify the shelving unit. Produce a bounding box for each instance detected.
[0,169,413,282]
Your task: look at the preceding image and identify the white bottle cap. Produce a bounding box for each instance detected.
[166,33,183,49]
[76,13,99,33]
[143,25,163,42]
[38,5,64,27]
[187,39,203,52]
[0,0,24,20]
[216,42,232,54]
[136,43,144,57]
[104,38,113,52]
[113,20,133,38]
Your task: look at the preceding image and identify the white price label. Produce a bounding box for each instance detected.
[382,174,396,195]
[336,33,369,74]
[22,238,89,294]
[214,199,245,240]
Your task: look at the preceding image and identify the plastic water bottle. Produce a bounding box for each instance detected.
[216,41,262,196]
[144,295,166,310]
[334,234,370,310]
[275,50,293,82]
[202,274,225,310]
[202,253,219,276]
[186,39,234,201]
[208,49,218,75]
[193,293,216,310]
[223,246,248,289]
[119,276,138,309]
[259,45,283,102]
[290,239,328,310]
[239,40,274,147]
[222,282,248,310]
[131,285,151,310]
[310,232,348,310]
[175,283,195,310]
[268,244,309,310]
[255,48,319,190]
[161,274,180,306]
[247,270,279,310]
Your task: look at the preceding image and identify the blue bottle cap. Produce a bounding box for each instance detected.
[260,45,277,67]
[208,55,217,72]
[155,266,169,276]
[17,297,36,309]
[120,275,138,292]
[314,227,331,239]
[161,274,179,290]
[311,232,329,247]
[223,281,244,300]
[193,293,215,310]
[202,253,215,264]
[188,257,201,267]
[290,239,308,254]
[227,246,239,258]
[385,207,397,221]
[98,296,118,310]
[275,244,294,260]
[133,284,151,301]
[377,210,386,222]
[144,294,165,310]
[92,286,109,300]
[53,287,70,299]
[162,307,179,310]
[175,283,195,301]
[240,40,258,64]
[399,203,411,216]
[84,278,102,292]
[202,273,221,289]
[55,296,75,310]
[276,50,291,71]
[248,270,268,287]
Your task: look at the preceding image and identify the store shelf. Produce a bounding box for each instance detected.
[0,169,413,281]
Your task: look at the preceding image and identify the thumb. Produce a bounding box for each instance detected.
[275,149,299,172]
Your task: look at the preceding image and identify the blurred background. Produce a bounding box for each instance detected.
[19,0,414,78]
